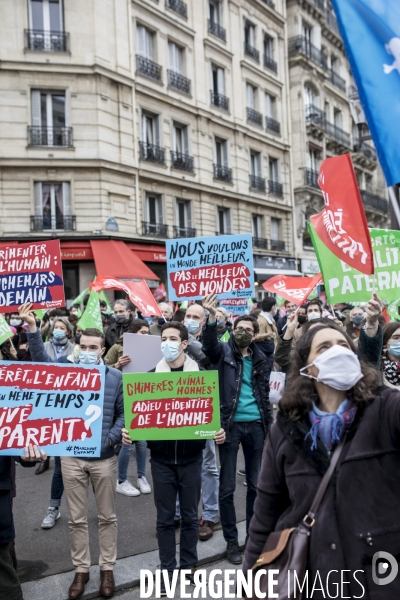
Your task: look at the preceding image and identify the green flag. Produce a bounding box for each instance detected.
[99,290,113,314]
[387,297,400,322]
[0,315,14,346]
[275,294,286,308]
[220,330,230,343]
[34,309,46,321]
[179,301,189,309]
[309,224,400,304]
[77,289,103,332]
[71,287,89,307]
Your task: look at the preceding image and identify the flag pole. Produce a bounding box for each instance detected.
[388,187,400,229]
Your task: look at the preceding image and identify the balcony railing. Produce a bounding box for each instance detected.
[289,36,328,70]
[28,126,73,147]
[266,117,281,135]
[31,215,76,232]
[361,190,389,214]
[244,42,260,62]
[136,55,162,82]
[210,91,229,111]
[171,151,194,172]
[142,221,169,237]
[305,104,326,128]
[252,237,269,250]
[264,54,278,73]
[213,164,232,183]
[215,231,232,236]
[168,70,191,95]
[325,122,351,147]
[165,0,187,18]
[261,0,275,8]
[353,142,377,161]
[208,19,226,41]
[139,142,165,164]
[249,175,266,192]
[330,69,346,93]
[269,180,283,197]
[270,239,285,251]
[304,168,320,188]
[25,29,69,52]
[173,226,197,238]
[247,107,263,126]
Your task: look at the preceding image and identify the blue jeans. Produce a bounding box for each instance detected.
[50,456,64,508]
[218,421,265,542]
[151,457,202,574]
[118,441,147,482]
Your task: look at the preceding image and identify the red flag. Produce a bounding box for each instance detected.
[91,277,162,317]
[310,154,373,275]
[152,282,167,302]
[262,274,322,305]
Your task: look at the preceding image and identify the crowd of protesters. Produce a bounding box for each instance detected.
[1,289,400,599]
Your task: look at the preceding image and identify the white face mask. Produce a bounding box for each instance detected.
[307,311,320,322]
[300,344,363,391]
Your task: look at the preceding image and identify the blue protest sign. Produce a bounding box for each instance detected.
[0,362,105,457]
[166,234,254,301]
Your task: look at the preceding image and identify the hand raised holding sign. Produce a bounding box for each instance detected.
[202,294,218,322]
[21,444,47,463]
[19,302,37,333]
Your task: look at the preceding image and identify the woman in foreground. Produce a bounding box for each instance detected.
[243,322,400,599]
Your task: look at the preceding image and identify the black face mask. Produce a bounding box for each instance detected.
[75,334,81,344]
[158,317,170,326]
[298,315,307,325]
[234,330,253,348]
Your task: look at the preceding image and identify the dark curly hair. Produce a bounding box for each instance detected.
[279,323,381,421]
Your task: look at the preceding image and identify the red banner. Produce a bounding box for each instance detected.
[262,273,322,305]
[152,282,167,302]
[310,154,373,275]
[91,278,162,317]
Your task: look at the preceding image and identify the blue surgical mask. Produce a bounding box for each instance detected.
[353,315,364,325]
[53,329,66,340]
[161,341,181,362]
[389,342,400,357]
[184,319,201,334]
[79,351,99,365]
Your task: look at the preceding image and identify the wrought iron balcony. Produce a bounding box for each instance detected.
[31,215,76,232]
[173,226,197,238]
[28,126,73,147]
[136,55,162,82]
[165,0,187,18]
[210,91,229,111]
[247,107,263,127]
[139,142,165,164]
[168,70,191,95]
[171,151,194,172]
[304,168,320,188]
[25,29,69,52]
[325,122,351,147]
[252,237,269,250]
[361,190,389,213]
[305,104,326,128]
[244,42,260,62]
[269,180,283,197]
[353,142,377,161]
[142,221,169,237]
[330,69,346,93]
[289,36,328,70]
[266,117,281,135]
[249,175,266,192]
[213,164,232,183]
[270,239,285,252]
[261,0,275,8]
[264,54,277,73]
[208,19,226,41]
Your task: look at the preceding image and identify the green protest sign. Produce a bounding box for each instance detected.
[123,371,220,440]
[77,289,103,332]
[310,224,400,303]
[0,315,14,346]
[220,330,230,343]
[33,309,46,321]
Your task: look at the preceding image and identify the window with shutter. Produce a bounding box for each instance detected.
[34,182,43,216]
[31,90,42,127]
[246,84,255,108]
[271,218,280,241]
[62,182,71,215]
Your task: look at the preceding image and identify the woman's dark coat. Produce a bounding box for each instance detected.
[244,387,400,599]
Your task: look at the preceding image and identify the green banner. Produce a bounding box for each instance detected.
[123,371,220,441]
[71,287,89,306]
[0,315,14,345]
[310,224,400,303]
[387,297,400,322]
[77,289,103,332]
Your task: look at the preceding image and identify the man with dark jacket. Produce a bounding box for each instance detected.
[19,303,124,600]
[1,446,46,600]
[202,294,272,565]
[105,299,137,350]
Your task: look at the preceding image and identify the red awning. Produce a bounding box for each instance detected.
[127,243,166,263]
[90,240,159,280]
[61,241,93,261]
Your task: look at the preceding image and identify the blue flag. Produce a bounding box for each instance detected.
[331,0,400,186]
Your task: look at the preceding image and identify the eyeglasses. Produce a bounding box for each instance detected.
[235,326,254,334]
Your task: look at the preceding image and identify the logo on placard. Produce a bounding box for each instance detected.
[372,551,398,586]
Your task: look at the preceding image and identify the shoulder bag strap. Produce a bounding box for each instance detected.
[302,433,347,527]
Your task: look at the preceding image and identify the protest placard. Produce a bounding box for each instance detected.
[0,240,65,313]
[0,362,105,456]
[220,298,249,319]
[0,315,14,346]
[122,333,163,374]
[123,371,220,440]
[310,225,400,303]
[165,234,254,301]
